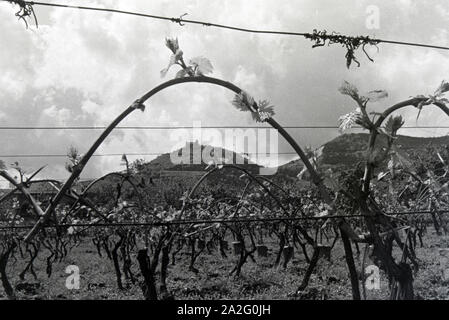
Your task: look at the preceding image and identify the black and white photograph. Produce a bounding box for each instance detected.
[1,0,449,307]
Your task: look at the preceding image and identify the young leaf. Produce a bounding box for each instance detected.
[253,100,275,122]
[338,81,361,102]
[232,93,274,122]
[412,80,449,118]
[324,175,342,193]
[66,146,82,173]
[160,49,184,78]
[232,91,256,113]
[434,80,449,97]
[65,162,74,173]
[67,146,81,163]
[175,69,189,79]
[189,56,213,76]
[338,108,363,132]
[384,115,404,136]
[165,37,179,54]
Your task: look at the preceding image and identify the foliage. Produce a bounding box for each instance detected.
[65,146,82,173]
[160,38,214,78]
[337,81,388,132]
[338,108,364,132]
[384,116,404,137]
[413,81,449,120]
[232,91,275,123]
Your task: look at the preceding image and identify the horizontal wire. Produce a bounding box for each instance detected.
[0,143,445,159]
[0,152,300,158]
[0,210,448,230]
[2,0,449,51]
[0,126,448,130]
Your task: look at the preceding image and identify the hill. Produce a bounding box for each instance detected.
[321,133,449,166]
[277,133,449,176]
[136,140,262,176]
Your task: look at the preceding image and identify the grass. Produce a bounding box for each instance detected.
[1,229,449,300]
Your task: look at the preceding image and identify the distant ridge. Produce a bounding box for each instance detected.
[277,133,449,176]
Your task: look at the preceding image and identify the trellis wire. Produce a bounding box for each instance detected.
[1,209,448,230]
[1,125,448,130]
[2,0,449,53]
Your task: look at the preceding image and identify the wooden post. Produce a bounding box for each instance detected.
[137,249,158,300]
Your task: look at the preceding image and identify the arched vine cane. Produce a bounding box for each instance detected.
[60,172,152,224]
[363,99,449,195]
[360,99,449,299]
[172,163,315,246]
[22,76,339,238]
[19,75,363,297]
[3,75,446,298]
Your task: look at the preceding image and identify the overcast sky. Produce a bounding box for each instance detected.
[1,0,449,187]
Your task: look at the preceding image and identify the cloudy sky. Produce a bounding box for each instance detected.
[1,0,449,187]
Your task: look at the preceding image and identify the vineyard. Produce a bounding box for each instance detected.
[1,0,449,302]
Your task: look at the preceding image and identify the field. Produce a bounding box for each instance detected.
[2,226,449,300]
[1,142,448,301]
[1,144,449,301]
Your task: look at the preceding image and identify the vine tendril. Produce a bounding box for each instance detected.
[304,29,380,68]
[8,0,38,29]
